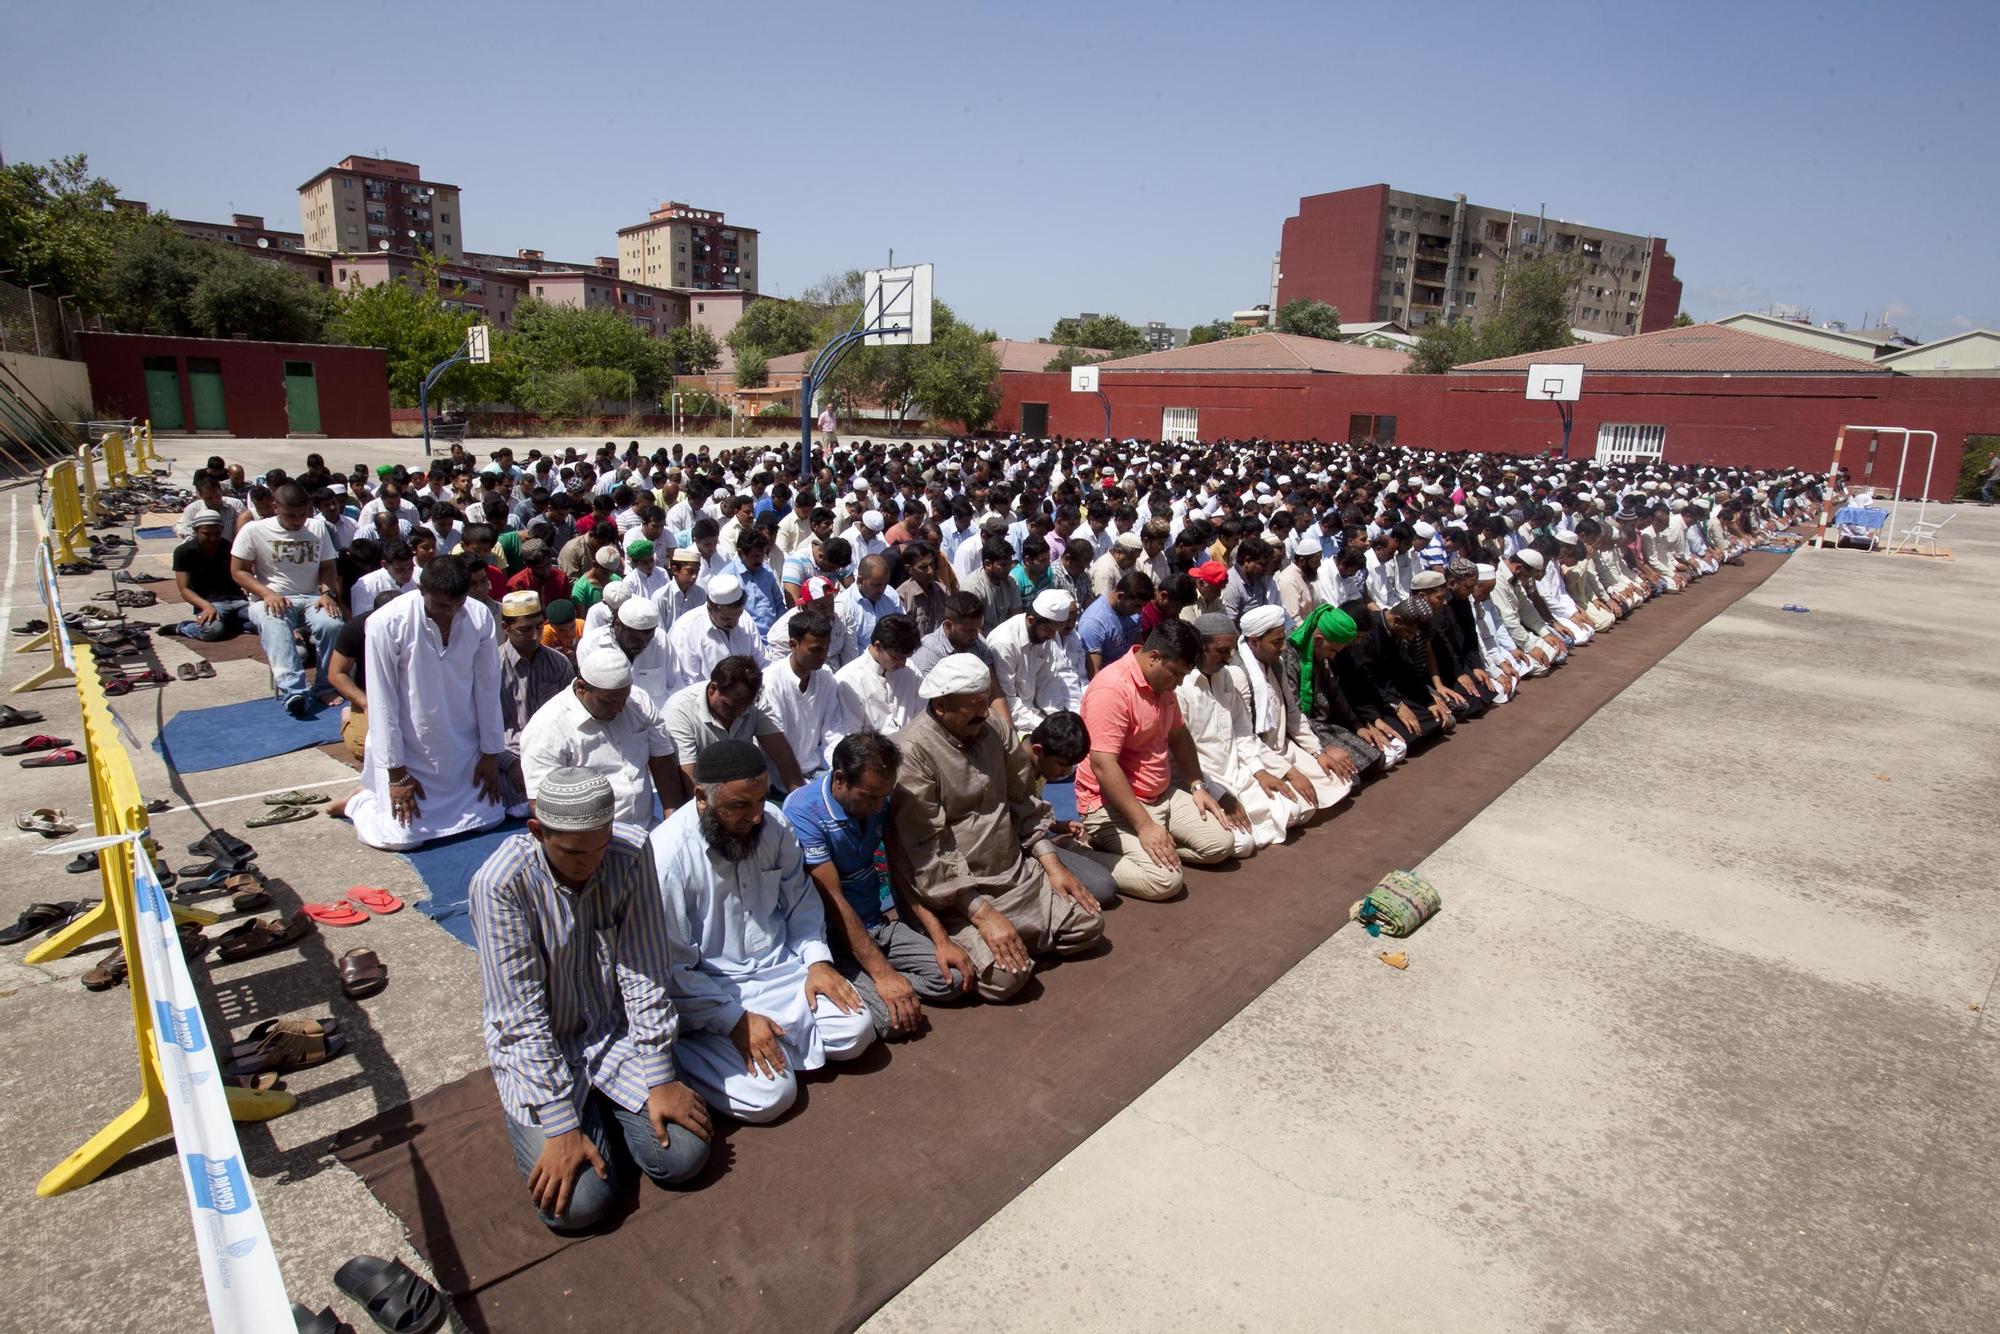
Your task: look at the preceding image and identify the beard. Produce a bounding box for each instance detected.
[699,806,761,863]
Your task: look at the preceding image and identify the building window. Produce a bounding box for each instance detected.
[1596,423,1665,464]
[1161,407,1199,443]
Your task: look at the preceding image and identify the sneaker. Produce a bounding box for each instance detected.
[284,694,313,720]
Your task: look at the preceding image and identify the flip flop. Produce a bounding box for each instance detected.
[66,851,99,874]
[0,734,70,756]
[229,1071,288,1093]
[245,805,316,828]
[10,620,47,635]
[302,901,367,927]
[41,899,98,937]
[214,912,315,962]
[0,705,44,726]
[0,901,82,946]
[20,748,85,768]
[339,948,389,999]
[102,680,133,697]
[263,790,332,806]
[290,1305,342,1334]
[15,807,78,837]
[333,1255,447,1334]
[345,886,404,915]
[223,872,273,912]
[188,829,255,860]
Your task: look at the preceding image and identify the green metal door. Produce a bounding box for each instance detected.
[283,361,321,434]
[142,357,184,431]
[186,358,227,432]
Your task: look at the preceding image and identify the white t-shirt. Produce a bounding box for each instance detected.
[231,518,334,598]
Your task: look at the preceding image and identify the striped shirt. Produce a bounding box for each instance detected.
[499,640,575,755]
[469,828,679,1135]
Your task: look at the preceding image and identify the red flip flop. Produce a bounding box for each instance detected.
[0,733,70,756]
[301,901,368,927]
[20,748,85,768]
[345,886,404,915]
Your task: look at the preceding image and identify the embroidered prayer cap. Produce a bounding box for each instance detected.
[500,590,542,618]
[535,767,616,832]
[594,545,624,570]
[669,545,701,566]
[694,738,766,783]
[1238,605,1286,637]
[707,573,745,605]
[1445,556,1477,579]
[1031,589,1076,621]
[1392,595,1434,622]
[521,538,551,561]
[617,598,660,632]
[919,652,993,700]
[577,641,632,689]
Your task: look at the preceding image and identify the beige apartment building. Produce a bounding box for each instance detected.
[299,155,464,263]
[616,202,758,292]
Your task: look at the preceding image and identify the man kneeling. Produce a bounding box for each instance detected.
[470,767,711,1233]
[653,739,875,1124]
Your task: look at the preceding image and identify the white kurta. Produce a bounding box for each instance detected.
[987,613,1075,733]
[579,622,673,711]
[1236,645,1351,815]
[758,660,846,781]
[517,685,675,828]
[762,606,855,672]
[833,652,920,735]
[347,591,507,851]
[665,605,761,692]
[1174,667,1272,856]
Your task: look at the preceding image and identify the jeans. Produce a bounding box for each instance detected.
[246,594,343,701]
[175,597,249,642]
[1982,475,1998,503]
[503,1087,710,1233]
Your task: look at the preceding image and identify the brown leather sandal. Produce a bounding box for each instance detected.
[339,948,389,1000]
[214,913,314,963]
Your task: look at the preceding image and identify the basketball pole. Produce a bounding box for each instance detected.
[1555,399,1573,461]
[797,271,916,482]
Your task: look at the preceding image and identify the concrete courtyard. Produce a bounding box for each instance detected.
[0,438,1992,1333]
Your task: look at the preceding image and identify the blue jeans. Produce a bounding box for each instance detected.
[1982,475,1998,503]
[503,1087,710,1232]
[176,597,249,642]
[246,594,343,700]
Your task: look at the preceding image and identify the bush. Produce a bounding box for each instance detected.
[1958,434,1999,498]
[757,402,795,420]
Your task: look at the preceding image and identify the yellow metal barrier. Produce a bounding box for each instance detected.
[12,526,74,694]
[43,459,86,565]
[32,644,294,1198]
[100,429,130,487]
[130,420,156,472]
[77,441,108,521]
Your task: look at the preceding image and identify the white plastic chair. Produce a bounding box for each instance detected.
[1896,512,1953,556]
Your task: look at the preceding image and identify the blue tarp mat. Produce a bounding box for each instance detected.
[398,819,525,947]
[152,696,343,774]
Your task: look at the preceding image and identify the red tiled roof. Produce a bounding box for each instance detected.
[989,339,1111,373]
[1094,331,1410,374]
[1454,323,1891,374]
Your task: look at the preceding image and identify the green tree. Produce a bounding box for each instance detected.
[505,299,672,412]
[1405,252,1580,373]
[188,255,337,342]
[1048,313,1148,357]
[95,220,219,335]
[726,297,819,361]
[1407,321,1494,375]
[1275,298,1343,340]
[327,256,512,405]
[734,347,769,389]
[1671,310,1696,327]
[1187,319,1254,345]
[664,321,721,375]
[0,153,123,307]
[910,316,1001,431]
[1043,345,1111,372]
[516,366,635,417]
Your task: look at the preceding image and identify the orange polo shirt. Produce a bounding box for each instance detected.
[1073,649,1181,815]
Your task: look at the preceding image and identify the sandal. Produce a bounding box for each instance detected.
[214,912,315,962]
[10,620,47,635]
[225,872,273,913]
[302,901,367,927]
[228,1071,288,1092]
[226,1017,341,1061]
[195,661,216,679]
[339,948,389,1000]
[333,1255,446,1334]
[107,668,171,686]
[345,886,404,915]
[0,900,83,946]
[66,851,99,874]
[246,805,315,828]
[41,899,98,936]
[81,948,127,991]
[20,748,85,768]
[15,807,78,837]
[0,705,44,726]
[175,663,197,681]
[0,733,70,756]
[263,790,331,806]
[223,1018,348,1078]
[289,1303,343,1334]
[188,829,255,860]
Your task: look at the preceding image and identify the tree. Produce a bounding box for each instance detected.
[664,322,721,375]
[1275,299,1343,340]
[1043,345,1111,372]
[0,154,123,308]
[1048,313,1148,357]
[726,297,819,361]
[1671,310,1696,327]
[327,256,512,406]
[1407,321,1493,375]
[189,256,337,343]
[505,299,672,410]
[95,220,219,335]
[910,318,1001,431]
[516,366,635,418]
[734,347,769,389]
[1405,252,1580,373]
[1187,319,1254,345]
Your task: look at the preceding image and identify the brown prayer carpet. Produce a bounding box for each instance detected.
[333,554,1785,1333]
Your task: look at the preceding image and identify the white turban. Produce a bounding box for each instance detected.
[1239,605,1286,637]
[578,641,632,690]
[1031,589,1075,620]
[918,652,992,700]
[617,598,660,631]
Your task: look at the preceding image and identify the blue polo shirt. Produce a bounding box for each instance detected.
[1078,596,1138,665]
[780,773,890,927]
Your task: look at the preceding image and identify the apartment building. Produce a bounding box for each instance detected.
[299,156,465,263]
[616,202,758,293]
[115,201,335,286]
[1278,184,1682,337]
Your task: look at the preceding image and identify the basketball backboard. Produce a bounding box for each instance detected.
[466,324,491,364]
[1070,364,1100,393]
[1526,362,1583,402]
[862,263,934,346]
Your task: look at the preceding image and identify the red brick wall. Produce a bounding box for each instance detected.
[997,369,2000,499]
[79,333,391,437]
[1277,185,1388,322]
[1639,238,1682,334]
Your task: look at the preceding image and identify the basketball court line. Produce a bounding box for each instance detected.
[7,775,353,846]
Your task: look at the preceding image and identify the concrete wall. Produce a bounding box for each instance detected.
[77,332,391,437]
[994,369,2000,499]
[0,351,93,420]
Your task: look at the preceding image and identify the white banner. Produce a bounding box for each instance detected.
[129,841,295,1332]
[38,544,73,669]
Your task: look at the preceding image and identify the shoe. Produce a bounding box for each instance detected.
[284,694,313,719]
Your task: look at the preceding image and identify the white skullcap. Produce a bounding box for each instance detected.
[1031,589,1076,620]
[1288,534,1320,557]
[919,652,992,700]
[595,546,623,570]
[1513,549,1546,570]
[1413,521,1437,539]
[1554,528,1581,545]
[1239,605,1286,636]
[617,598,660,631]
[1475,563,1497,580]
[577,641,633,689]
[187,507,224,529]
[601,581,633,611]
[707,573,744,605]
[863,509,885,531]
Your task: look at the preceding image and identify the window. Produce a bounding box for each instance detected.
[536,286,545,296]
[443,234,452,246]
[1595,423,1665,465]
[1161,407,1199,443]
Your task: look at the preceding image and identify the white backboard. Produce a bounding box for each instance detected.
[466,324,492,364]
[862,263,934,346]
[1070,364,1100,393]
[1526,362,1583,402]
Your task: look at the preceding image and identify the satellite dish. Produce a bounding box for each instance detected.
[256,238,270,250]
[378,240,391,251]
[408,229,418,238]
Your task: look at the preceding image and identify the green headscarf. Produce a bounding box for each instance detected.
[1286,604,1356,714]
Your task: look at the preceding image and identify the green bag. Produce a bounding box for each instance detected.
[1349,870,1441,938]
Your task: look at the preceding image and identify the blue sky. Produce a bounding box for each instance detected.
[4,0,1995,341]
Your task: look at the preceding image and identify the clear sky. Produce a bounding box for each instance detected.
[4,0,1995,342]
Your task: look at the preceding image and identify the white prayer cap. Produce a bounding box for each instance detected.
[1669,499,1689,511]
[1513,549,1546,570]
[617,598,660,632]
[1031,589,1076,620]
[578,641,632,690]
[1411,570,1446,591]
[1476,486,1493,498]
[1453,504,1467,517]
[1239,605,1286,636]
[863,509,885,532]
[707,573,744,605]
[1113,532,1143,551]
[595,546,623,570]
[1288,534,1320,557]
[919,652,992,700]
[329,481,349,495]
[1413,521,1437,539]
[601,581,633,613]
[1554,528,1582,545]
[1475,563,1497,580]
[1422,483,1445,497]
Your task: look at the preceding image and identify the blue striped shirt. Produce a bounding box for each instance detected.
[469,826,679,1136]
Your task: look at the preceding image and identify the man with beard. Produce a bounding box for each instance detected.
[653,739,876,1124]
[1235,605,1356,816]
[521,641,682,827]
[1286,604,1404,772]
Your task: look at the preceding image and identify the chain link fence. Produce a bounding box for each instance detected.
[0,279,81,359]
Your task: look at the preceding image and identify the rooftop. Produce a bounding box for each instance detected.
[1095,331,1411,374]
[1454,323,1890,375]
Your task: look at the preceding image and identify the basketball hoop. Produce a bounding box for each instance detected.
[1525,363,1583,459]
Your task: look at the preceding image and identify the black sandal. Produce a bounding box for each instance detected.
[0,900,80,946]
[333,1255,446,1334]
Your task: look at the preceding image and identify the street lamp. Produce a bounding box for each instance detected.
[25,282,48,356]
